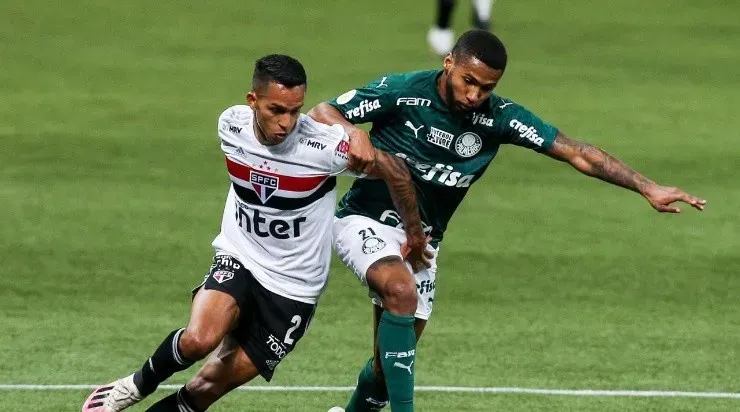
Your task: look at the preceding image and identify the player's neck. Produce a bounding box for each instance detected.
[252,116,275,146]
[436,72,450,107]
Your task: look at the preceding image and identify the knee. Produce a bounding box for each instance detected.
[186,375,224,408]
[381,278,417,316]
[179,328,221,360]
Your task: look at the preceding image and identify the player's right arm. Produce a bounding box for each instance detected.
[308,74,404,175]
[328,131,430,271]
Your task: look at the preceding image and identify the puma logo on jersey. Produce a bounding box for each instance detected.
[498,101,513,109]
[404,121,424,139]
[345,99,381,120]
[377,76,388,88]
[394,361,414,375]
[509,119,545,146]
[472,112,493,127]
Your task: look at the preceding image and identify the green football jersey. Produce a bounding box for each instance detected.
[330,70,559,246]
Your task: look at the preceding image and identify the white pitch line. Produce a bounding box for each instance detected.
[416,387,740,398]
[0,385,353,392]
[1,384,739,399]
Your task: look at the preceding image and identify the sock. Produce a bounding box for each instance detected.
[471,0,492,30]
[436,0,456,29]
[145,387,205,412]
[345,358,389,412]
[377,312,416,412]
[133,328,194,396]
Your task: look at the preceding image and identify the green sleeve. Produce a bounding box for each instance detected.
[497,101,559,151]
[328,74,405,124]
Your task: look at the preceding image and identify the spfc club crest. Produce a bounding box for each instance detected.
[212,270,234,284]
[250,170,279,203]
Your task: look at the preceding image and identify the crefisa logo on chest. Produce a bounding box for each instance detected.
[471,112,493,127]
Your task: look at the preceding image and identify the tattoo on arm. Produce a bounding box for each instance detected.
[373,151,423,235]
[552,134,654,194]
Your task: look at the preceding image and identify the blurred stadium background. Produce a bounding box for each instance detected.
[1,0,739,410]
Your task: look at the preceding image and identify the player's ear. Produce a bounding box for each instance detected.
[246,91,257,109]
[443,54,453,74]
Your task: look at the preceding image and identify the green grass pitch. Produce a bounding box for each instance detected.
[1,0,739,410]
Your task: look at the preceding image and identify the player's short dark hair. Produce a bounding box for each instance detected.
[451,30,507,71]
[252,54,307,91]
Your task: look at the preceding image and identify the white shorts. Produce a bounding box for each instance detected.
[333,215,438,320]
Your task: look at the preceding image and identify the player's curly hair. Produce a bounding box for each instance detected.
[252,54,307,90]
[451,30,507,71]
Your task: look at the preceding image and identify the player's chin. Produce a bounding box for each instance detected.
[266,133,288,145]
[454,101,477,114]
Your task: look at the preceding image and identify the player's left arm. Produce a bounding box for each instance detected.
[545,132,707,213]
[366,151,431,271]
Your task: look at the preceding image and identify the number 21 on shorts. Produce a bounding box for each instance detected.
[358,227,377,240]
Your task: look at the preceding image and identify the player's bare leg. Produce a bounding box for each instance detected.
[82,288,239,412]
[145,335,260,411]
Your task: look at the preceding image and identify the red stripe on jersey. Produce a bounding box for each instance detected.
[226,157,327,192]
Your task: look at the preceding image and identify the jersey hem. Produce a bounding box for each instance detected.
[213,251,319,305]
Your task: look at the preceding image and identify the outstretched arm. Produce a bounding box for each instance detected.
[309,103,376,174]
[546,132,706,213]
[364,150,431,271]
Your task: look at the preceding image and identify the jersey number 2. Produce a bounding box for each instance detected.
[284,315,302,345]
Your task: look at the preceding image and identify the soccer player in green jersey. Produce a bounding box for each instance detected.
[309,30,706,412]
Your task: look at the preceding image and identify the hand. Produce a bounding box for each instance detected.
[642,184,707,213]
[348,129,376,174]
[400,235,434,272]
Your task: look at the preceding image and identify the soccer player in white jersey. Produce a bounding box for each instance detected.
[81,54,428,412]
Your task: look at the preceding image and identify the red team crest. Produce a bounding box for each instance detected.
[336,140,350,155]
[250,170,279,203]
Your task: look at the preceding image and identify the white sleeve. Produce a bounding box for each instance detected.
[217,105,251,156]
[329,132,365,178]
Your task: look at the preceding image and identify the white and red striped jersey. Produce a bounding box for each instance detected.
[211,105,356,303]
